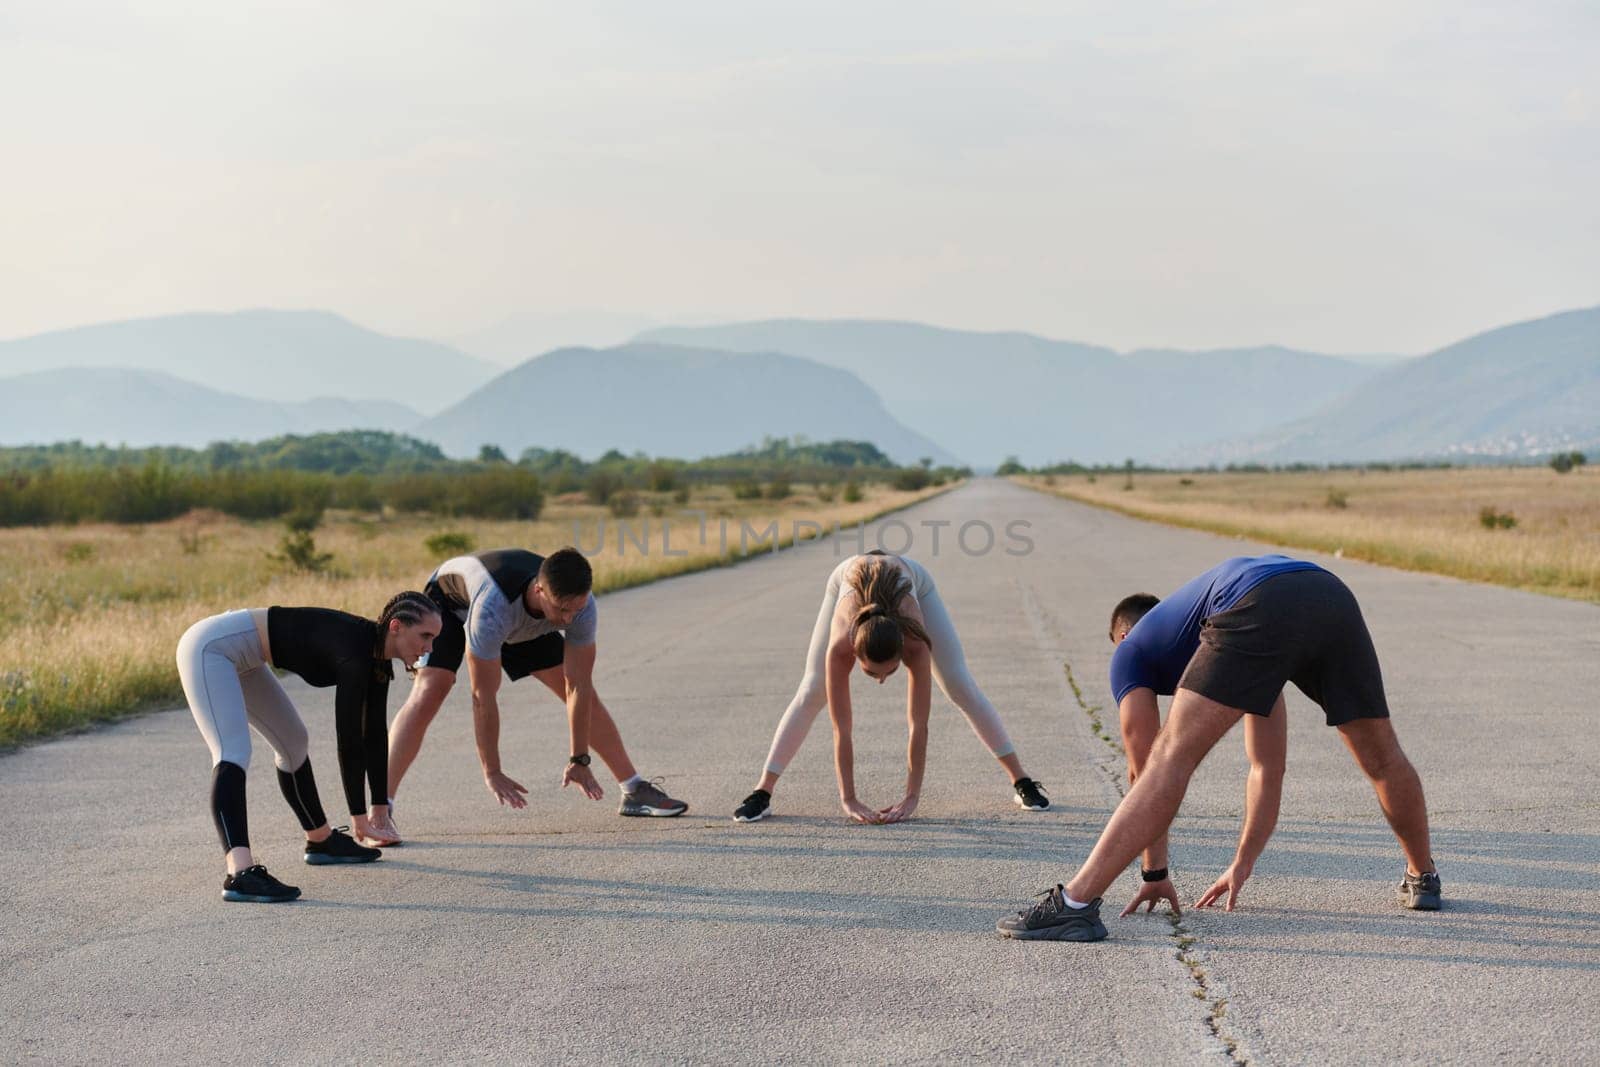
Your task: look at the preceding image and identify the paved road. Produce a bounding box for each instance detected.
[4,479,1597,1064]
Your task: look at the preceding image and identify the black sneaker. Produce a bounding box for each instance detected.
[1400,869,1442,911]
[996,885,1108,942]
[1013,778,1050,811]
[733,789,772,823]
[222,864,301,903]
[304,827,382,865]
[619,778,689,817]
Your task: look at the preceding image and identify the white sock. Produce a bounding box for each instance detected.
[1064,892,1091,910]
[621,774,644,792]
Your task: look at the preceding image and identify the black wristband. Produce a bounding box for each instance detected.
[568,753,591,767]
[1141,867,1169,883]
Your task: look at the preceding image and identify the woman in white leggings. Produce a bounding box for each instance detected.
[733,552,1049,824]
[177,592,440,902]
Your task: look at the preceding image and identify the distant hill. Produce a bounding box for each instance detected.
[637,320,1386,466]
[0,310,496,413]
[0,368,421,448]
[414,343,960,465]
[1192,306,1600,463]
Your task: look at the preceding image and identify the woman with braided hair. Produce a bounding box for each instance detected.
[175,591,441,902]
[733,552,1048,824]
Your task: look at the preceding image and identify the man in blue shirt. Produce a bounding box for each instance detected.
[998,554,1441,942]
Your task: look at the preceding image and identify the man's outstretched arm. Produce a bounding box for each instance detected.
[1196,691,1287,909]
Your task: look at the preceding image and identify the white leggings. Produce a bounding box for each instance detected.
[762,556,1016,774]
[176,610,309,773]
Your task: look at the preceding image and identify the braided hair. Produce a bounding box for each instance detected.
[373,590,442,676]
[847,555,932,664]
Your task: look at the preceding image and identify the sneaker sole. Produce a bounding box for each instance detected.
[619,805,689,818]
[733,808,771,823]
[304,853,382,865]
[1013,795,1050,811]
[222,889,301,903]
[1401,892,1442,911]
[996,920,1108,942]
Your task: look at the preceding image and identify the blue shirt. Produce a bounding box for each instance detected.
[1108,555,1324,704]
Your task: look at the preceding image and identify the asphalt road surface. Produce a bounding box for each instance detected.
[4,479,1597,1064]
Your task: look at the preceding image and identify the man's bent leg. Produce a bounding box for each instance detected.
[531,667,639,782]
[1064,690,1243,903]
[1337,718,1435,875]
[387,667,457,795]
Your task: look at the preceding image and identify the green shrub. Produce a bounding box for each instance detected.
[425,531,476,557]
[272,530,334,572]
[1550,451,1587,474]
[672,484,691,505]
[766,478,791,500]
[586,470,623,505]
[891,467,930,491]
[62,541,95,563]
[1479,506,1517,530]
[995,456,1027,476]
[732,480,763,500]
[608,490,641,518]
[843,480,863,504]
[816,484,837,503]
[1326,489,1349,509]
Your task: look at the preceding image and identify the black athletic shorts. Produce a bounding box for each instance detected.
[421,582,566,680]
[1177,568,1390,726]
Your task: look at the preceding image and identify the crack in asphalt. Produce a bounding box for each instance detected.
[1062,658,1251,1066]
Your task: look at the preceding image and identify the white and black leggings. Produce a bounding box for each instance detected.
[176,611,326,851]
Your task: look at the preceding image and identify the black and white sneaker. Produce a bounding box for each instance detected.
[619,778,689,817]
[1013,778,1050,811]
[733,789,772,822]
[222,865,301,903]
[304,827,382,865]
[1399,869,1442,911]
[996,885,1108,942]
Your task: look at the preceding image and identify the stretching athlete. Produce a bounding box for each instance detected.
[176,592,441,903]
[734,551,1049,824]
[997,555,1442,942]
[386,547,687,836]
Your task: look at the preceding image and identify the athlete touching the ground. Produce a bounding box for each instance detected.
[997,555,1441,942]
[176,592,441,903]
[734,550,1049,824]
[387,547,687,834]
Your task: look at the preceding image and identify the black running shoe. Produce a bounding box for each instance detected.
[304,827,382,865]
[1400,869,1442,911]
[1013,778,1050,811]
[996,885,1108,942]
[733,789,772,823]
[222,865,301,903]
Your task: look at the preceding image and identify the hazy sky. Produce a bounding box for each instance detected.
[3,1,1596,354]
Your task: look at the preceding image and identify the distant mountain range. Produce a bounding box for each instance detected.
[1190,306,1600,464]
[414,343,958,465]
[637,321,1389,466]
[0,310,496,413]
[3,304,1594,465]
[0,367,420,448]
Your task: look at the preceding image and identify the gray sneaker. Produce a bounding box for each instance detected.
[996,885,1108,942]
[619,778,688,818]
[1400,870,1442,911]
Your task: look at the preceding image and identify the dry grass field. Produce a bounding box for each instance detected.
[0,481,953,747]
[1016,466,1600,603]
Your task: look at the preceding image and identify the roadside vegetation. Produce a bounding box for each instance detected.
[1013,462,1599,604]
[0,433,965,747]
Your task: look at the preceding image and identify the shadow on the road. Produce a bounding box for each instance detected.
[295,867,1020,933]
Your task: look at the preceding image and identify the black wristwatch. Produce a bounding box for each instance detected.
[568,753,591,767]
[1141,867,1169,883]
